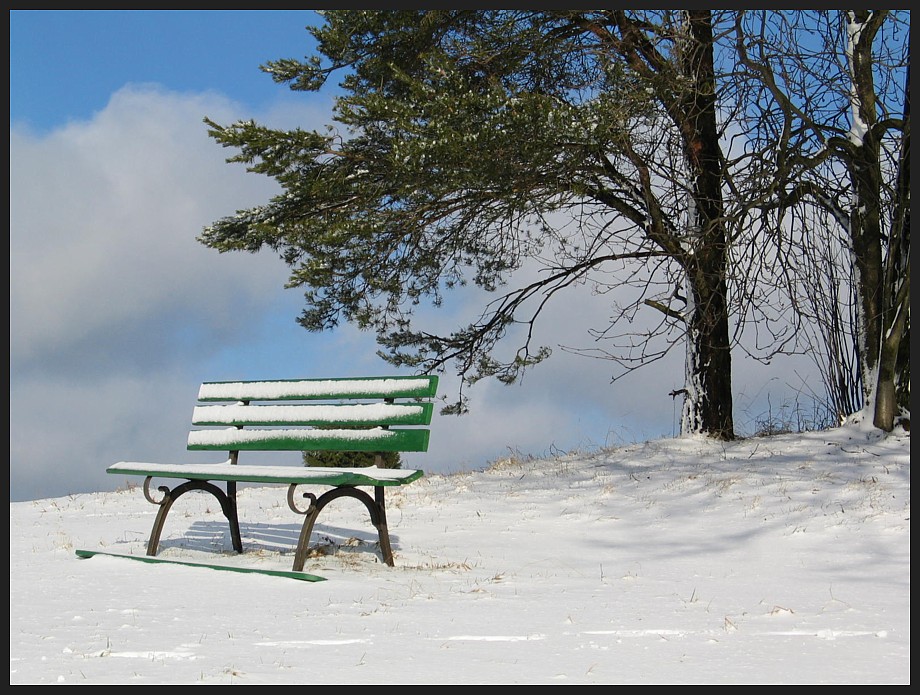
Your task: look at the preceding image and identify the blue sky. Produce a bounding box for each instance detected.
[10,10,820,502]
[11,10,320,132]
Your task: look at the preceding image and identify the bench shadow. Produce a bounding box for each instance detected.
[151,519,393,561]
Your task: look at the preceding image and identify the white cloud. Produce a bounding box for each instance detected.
[11,85,289,373]
[10,85,340,500]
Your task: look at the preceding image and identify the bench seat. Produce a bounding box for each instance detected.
[108,461,424,486]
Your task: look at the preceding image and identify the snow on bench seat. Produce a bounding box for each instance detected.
[108,461,424,486]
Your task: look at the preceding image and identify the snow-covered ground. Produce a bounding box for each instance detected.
[10,422,909,684]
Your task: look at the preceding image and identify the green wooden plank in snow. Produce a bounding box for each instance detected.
[75,549,326,582]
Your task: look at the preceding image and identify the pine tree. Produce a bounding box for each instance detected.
[201,10,740,438]
[302,449,401,469]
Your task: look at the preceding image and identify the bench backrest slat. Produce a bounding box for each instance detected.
[187,375,438,458]
[187,427,431,453]
[192,402,433,427]
[197,376,438,402]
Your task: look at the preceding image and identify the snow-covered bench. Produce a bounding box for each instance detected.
[107,375,438,572]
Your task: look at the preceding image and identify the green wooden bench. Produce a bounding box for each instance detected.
[107,375,438,572]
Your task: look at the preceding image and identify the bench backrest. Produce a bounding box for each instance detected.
[187,375,439,459]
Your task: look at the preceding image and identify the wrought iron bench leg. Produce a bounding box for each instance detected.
[288,484,395,572]
[142,477,242,556]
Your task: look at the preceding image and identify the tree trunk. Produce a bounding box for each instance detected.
[845,11,908,431]
[678,11,735,440]
[874,51,910,430]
